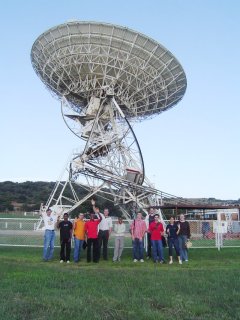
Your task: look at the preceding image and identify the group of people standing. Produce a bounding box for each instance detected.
[42,199,115,263]
[146,208,191,264]
[130,209,191,264]
[42,204,191,265]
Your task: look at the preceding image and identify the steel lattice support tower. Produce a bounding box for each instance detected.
[31,21,187,221]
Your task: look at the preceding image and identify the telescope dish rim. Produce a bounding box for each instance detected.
[31,21,187,120]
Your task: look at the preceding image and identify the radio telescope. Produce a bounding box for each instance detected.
[31,21,187,220]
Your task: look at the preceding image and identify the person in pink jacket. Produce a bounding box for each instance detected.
[130,212,147,262]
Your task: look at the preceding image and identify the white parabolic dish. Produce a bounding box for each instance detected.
[31,21,187,120]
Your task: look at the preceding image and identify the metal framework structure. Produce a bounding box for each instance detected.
[31,21,187,221]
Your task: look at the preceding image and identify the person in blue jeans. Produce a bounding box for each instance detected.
[166,217,182,264]
[178,214,191,262]
[149,214,164,263]
[145,207,155,259]
[73,213,85,263]
[130,212,147,262]
[42,208,59,261]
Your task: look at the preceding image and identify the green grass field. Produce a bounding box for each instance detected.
[1,231,240,248]
[1,246,240,320]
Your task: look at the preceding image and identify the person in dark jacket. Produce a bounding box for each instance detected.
[166,217,182,264]
[177,214,191,262]
[57,212,73,263]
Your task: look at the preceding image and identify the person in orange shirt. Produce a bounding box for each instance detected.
[73,213,86,263]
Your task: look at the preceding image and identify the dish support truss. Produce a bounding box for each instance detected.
[37,94,184,228]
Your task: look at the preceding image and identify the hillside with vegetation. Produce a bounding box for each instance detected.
[0,181,239,215]
[0,181,54,212]
[0,181,121,215]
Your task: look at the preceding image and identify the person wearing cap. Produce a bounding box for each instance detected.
[91,199,113,261]
[113,216,126,262]
[73,213,86,263]
[130,212,147,262]
[148,213,165,263]
[42,208,59,261]
[57,212,73,263]
[84,209,102,263]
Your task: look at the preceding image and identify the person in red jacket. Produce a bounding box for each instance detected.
[149,214,165,263]
[84,210,102,263]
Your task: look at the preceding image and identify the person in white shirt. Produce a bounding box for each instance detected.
[91,199,113,260]
[113,216,126,262]
[42,208,59,261]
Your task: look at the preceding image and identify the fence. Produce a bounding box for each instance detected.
[0,218,240,249]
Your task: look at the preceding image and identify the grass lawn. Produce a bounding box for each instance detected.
[0,246,240,320]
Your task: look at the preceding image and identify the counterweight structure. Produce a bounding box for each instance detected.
[31,21,187,220]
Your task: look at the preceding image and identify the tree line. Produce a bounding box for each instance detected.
[0,181,121,216]
[0,181,239,217]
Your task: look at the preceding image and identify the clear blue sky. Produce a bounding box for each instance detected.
[0,0,239,200]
